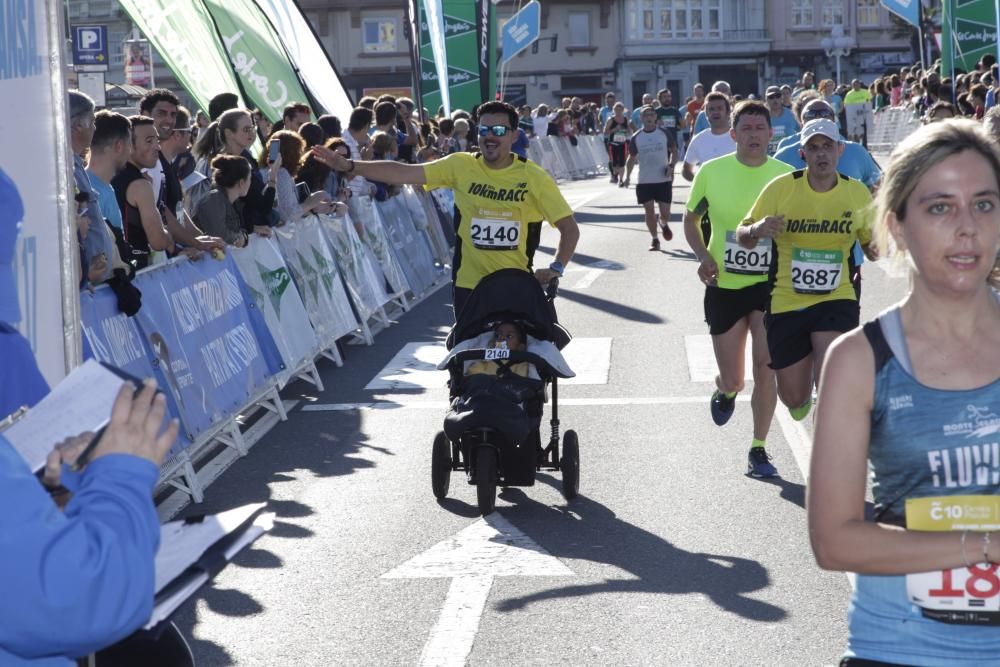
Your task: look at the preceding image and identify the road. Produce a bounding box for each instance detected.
[172,168,907,666]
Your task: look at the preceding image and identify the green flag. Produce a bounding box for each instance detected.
[202,0,314,122]
[942,0,999,76]
[419,0,496,114]
[116,1,246,116]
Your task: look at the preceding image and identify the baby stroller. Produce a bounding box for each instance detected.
[433,268,580,516]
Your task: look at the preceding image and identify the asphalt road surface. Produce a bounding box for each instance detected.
[172,167,907,666]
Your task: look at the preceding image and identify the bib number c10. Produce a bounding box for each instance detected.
[790,247,843,294]
[470,218,520,251]
[723,232,771,275]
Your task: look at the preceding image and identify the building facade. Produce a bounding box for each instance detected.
[67,0,918,118]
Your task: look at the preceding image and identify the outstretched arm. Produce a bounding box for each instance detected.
[312,145,427,186]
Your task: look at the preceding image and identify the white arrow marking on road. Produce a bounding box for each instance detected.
[382,513,573,667]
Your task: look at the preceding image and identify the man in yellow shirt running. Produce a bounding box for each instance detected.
[737,118,876,422]
[311,101,580,318]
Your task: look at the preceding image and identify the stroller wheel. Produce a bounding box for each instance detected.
[475,446,498,516]
[561,430,580,500]
[432,431,451,499]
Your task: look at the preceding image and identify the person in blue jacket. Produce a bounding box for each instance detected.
[0,376,178,666]
[773,98,881,188]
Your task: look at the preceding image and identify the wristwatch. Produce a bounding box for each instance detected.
[549,261,565,276]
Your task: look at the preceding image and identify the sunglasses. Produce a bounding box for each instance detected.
[802,108,835,120]
[766,93,782,100]
[478,124,510,137]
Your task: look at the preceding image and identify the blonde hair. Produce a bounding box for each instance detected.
[874,118,1000,286]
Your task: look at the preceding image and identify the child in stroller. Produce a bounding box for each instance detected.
[432,269,581,515]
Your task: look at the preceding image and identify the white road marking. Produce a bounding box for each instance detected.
[684,334,752,382]
[382,513,573,667]
[571,260,622,290]
[364,338,612,391]
[300,395,751,412]
[564,192,602,211]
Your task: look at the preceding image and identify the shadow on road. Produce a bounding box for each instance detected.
[557,289,666,324]
[752,475,806,510]
[536,245,626,270]
[493,477,786,623]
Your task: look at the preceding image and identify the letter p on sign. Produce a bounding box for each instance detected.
[80,29,99,49]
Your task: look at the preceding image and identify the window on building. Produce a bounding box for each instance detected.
[568,11,591,46]
[822,0,845,27]
[791,0,814,28]
[626,0,723,40]
[362,18,397,53]
[857,0,880,27]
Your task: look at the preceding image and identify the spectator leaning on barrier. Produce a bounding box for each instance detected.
[264,130,333,224]
[68,90,115,286]
[139,89,224,257]
[193,108,278,237]
[192,155,252,248]
[162,106,195,186]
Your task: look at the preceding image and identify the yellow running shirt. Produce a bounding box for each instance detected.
[423,152,574,290]
[741,169,873,314]
[686,154,793,290]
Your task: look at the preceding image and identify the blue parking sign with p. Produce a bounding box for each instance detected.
[73,26,109,68]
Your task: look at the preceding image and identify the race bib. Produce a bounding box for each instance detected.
[612,132,627,144]
[723,231,771,275]
[790,248,843,294]
[484,346,510,361]
[905,496,1000,624]
[469,218,520,250]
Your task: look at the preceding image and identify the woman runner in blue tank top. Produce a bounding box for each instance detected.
[809,119,1000,666]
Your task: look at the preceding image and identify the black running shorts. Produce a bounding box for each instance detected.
[704,282,771,336]
[636,180,672,205]
[763,299,859,370]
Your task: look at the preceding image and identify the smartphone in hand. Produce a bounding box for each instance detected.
[268,140,280,163]
[295,181,311,204]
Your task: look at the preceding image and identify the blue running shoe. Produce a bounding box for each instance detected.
[710,390,736,426]
[747,447,778,478]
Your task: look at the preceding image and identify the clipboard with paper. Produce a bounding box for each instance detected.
[0,359,153,473]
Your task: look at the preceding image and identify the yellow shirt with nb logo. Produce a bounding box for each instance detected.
[423,152,573,290]
[741,169,873,314]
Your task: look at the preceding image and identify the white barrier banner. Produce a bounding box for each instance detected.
[347,195,410,298]
[402,186,450,267]
[275,216,359,347]
[5,0,76,384]
[231,235,319,385]
[318,213,390,322]
[374,197,439,296]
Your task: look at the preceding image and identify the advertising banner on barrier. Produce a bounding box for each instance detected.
[5,0,76,385]
[347,196,411,299]
[131,257,281,442]
[80,287,189,459]
[275,216,359,347]
[375,197,439,296]
[231,235,319,385]
[402,187,451,267]
[318,214,391,322]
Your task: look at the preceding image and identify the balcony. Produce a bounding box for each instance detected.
[623,28,771,58]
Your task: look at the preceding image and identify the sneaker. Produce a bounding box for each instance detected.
[618,179,626,188]
[648,238,660,251]
[710,390,736,426]
[659,222,673,242]
[610,173,617,183]
[747,447,778,478]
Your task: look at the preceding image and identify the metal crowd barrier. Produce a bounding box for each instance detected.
[868,106,922,154]
[81,187,451,514]
[528,135,608,182]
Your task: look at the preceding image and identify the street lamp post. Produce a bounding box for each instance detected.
[820,24,854,85]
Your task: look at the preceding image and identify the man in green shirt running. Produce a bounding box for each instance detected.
[682,100,793,478]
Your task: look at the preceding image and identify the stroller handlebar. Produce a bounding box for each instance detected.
[448,348,572,379]
[545,277,559,301]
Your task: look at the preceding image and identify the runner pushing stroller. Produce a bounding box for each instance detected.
[433,269,580,515]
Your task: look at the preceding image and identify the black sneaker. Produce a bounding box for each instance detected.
[710,390,736,425]
[747,447,778,478]
[648,238,660,251]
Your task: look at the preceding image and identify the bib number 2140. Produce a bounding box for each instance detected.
[470,218,520,250]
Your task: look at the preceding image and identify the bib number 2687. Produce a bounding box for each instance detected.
[470,218,519,251]
[790,248,843,294]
